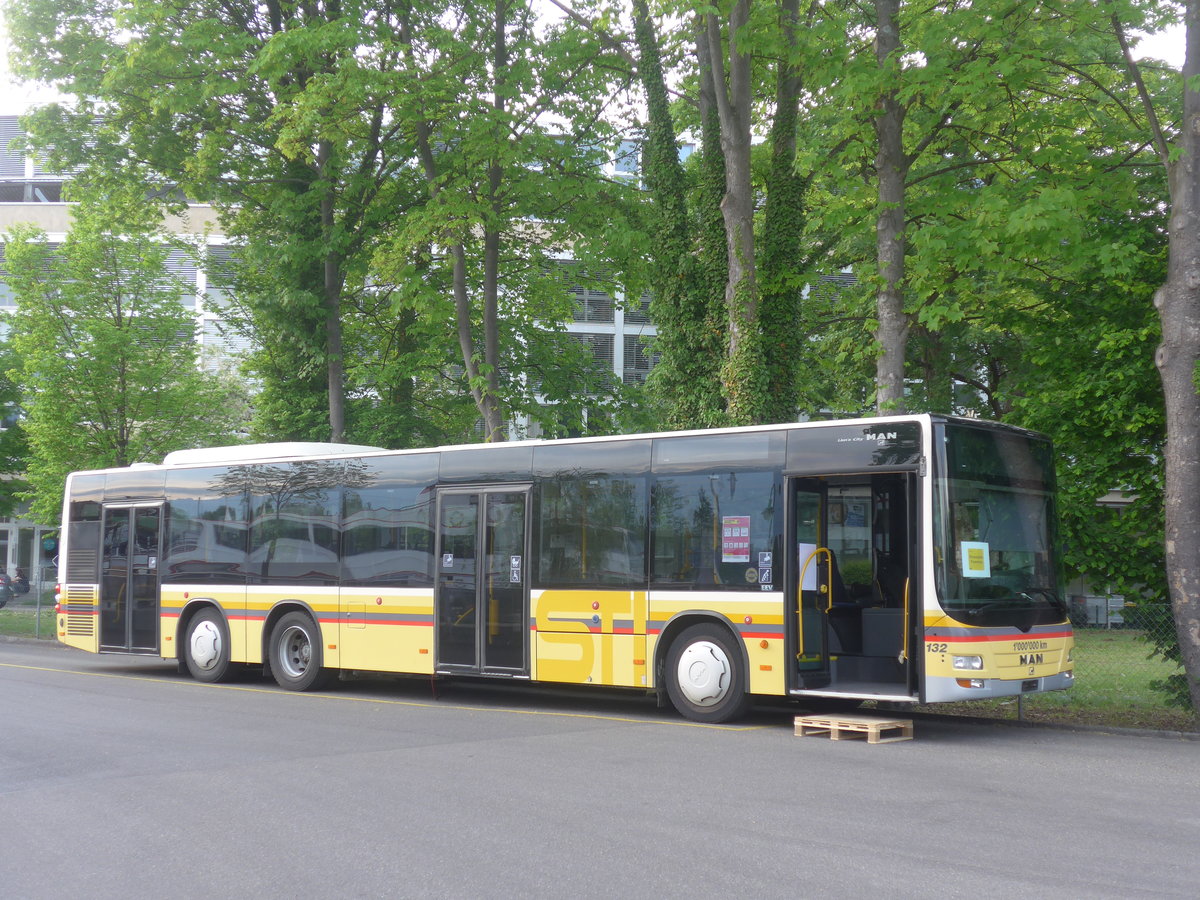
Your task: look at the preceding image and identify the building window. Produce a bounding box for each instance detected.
[623,335,658,384]
[572,333,614,390]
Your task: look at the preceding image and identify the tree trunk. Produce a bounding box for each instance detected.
[631,2,726,428]
[1157,2,1200,712]
[705,0,762,424]
[1114,1,1200,714]
[479,0,508,443]
[759,0,805,423]
[873,0,909,414]
[317,138,346,442]
[403,2,507,443]
[323,251,346,443]
[1113,1,1200,713]
[706,0,756,339]
[450,243,503,440]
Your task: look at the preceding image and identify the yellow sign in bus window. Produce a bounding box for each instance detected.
[960,541,991,578]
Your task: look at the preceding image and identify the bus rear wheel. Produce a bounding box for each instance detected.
[269,611,332,691]
[665,623,751,723]
[184,607,239,683]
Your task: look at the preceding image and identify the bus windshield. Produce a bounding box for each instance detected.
[934,423,1066,630]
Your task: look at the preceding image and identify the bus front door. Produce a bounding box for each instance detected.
[99,504,162,653]
[791,476,914,700]
[793,480,833,687]
[435,488,530,676]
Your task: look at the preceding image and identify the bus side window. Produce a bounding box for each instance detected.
[533,441,650,589]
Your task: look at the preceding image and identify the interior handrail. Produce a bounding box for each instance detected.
[795,546,832,659]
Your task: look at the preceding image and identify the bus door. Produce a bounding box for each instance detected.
[99,504,162,653]
[790,475,915,698]
[793,479,833,687]
[435,487,530,676]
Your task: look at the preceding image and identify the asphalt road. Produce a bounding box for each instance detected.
[2,638,1197,899]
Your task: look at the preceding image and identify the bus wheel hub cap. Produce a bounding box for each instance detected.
[677,641,730,707]
[190,621,221,670]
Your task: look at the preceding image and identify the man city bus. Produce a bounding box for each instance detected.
[54,415,1072,722]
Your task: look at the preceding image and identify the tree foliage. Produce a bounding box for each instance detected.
[7,0,643,446]
[1109,0,1200,712]
[3,187,247,522]
[0,347,30,518]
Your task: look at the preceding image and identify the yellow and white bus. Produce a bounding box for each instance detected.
[55,415,1073,722]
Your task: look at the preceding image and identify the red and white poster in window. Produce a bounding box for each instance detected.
[721,515,751,563]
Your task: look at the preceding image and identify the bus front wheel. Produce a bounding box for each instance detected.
[269,611,332,691]
[665,623,751,723]
[184,607,239,683]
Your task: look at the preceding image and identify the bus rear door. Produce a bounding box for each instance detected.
[99,504,163,654]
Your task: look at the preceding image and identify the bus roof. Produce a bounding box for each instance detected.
[158,416,936,469]
[74,413,1042,477]
[161,442,388,466]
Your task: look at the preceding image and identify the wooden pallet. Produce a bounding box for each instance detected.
[794,713,914,744]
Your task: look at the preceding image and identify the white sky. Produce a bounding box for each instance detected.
[0,6,61,114]
[1135,23,1186,66]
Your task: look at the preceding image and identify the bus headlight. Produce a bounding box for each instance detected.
[953,655,983,670]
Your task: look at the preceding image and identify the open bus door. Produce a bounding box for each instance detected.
[790,475,916,701]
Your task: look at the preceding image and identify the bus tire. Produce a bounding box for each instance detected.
[665,622,751,723]
[183,607,239,683]
[269,611,332,691]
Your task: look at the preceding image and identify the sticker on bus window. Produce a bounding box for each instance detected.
[722,516,751,563]
[960,541,991,578]
[797,543,818,591]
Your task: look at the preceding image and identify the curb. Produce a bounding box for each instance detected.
[0,634,64,646]
[900,708,1200,741]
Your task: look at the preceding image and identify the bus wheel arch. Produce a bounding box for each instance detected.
[267,608,333,692]
[660,617,751,723]
[181,604,239,684]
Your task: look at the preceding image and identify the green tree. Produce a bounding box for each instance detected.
[786,3,1187,713]
[3,187,247,523]
[630,0,840,428]
[7,0,434,443]
[10,0,644,446]
[0,345,30,517]
[631,0,728,429]
[1109,0,1200,713]
[370,0,644,440]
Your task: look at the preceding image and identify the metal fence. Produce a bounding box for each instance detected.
[1067,600,1184,709]
[0,590,56,640]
